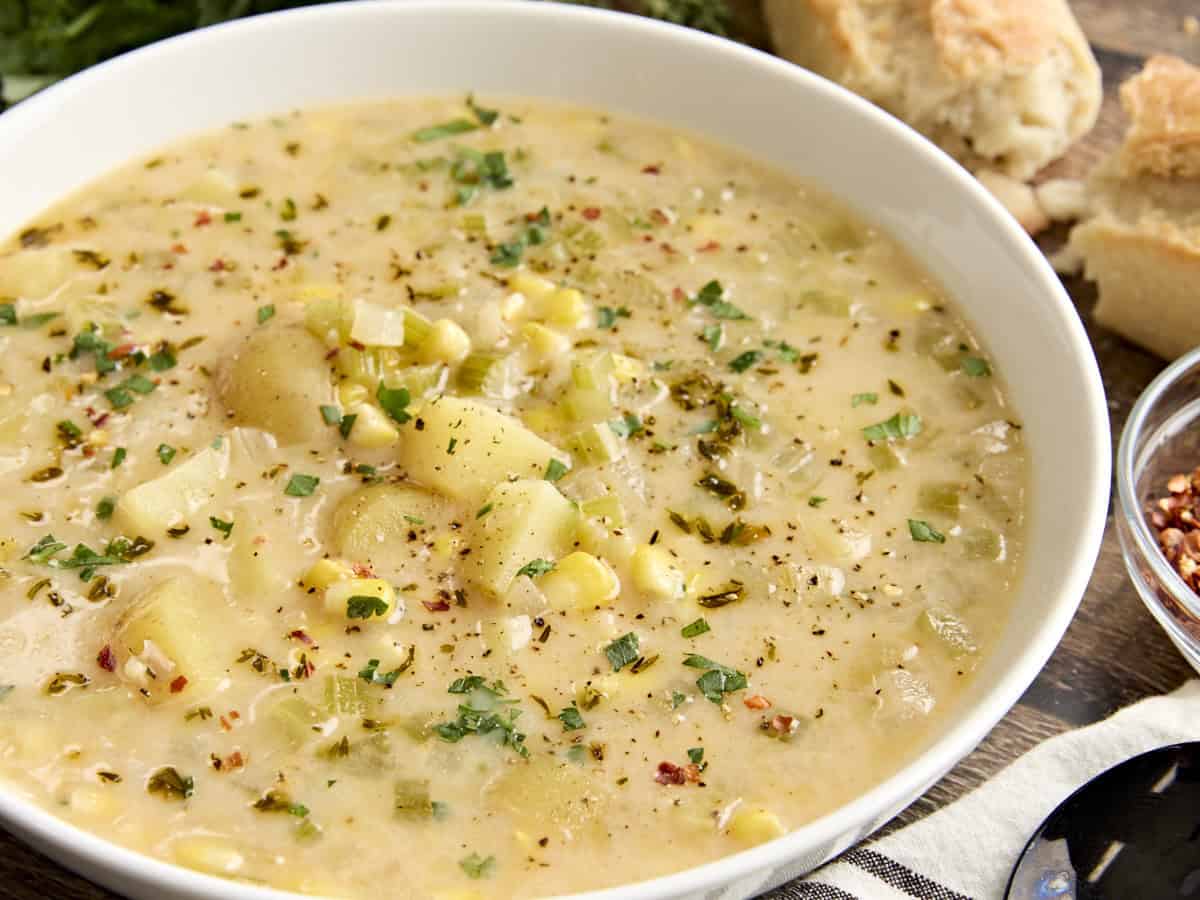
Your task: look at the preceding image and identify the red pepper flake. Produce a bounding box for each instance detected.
[209,258,227,272]
[193,211,212,227]
[90,412,110,428]
[654,761,702,785]
[219,716,232,732]
[351,562,375,579]
[170,675,189,694]
[744,694,772,710]
[423,598,451,613]
[650,208,670,226]
[582,207,602,221]
[82,445,96,459]
[97,645,116,672]
[698,241,721,253]
[288,629,314,646]
[642,164,662,175]
[769,714,797,735]
[672,287,687,303]
[659,242,677,255]
[170,243,188,254]
[229,710,240,720]
[641,234,655,243]
[272,257,288,271]
[106,343,136,360]
[324,347,340,361]
[224,751,245,770]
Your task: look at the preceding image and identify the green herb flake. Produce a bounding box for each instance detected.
[95,496,116,520]
[597,306,631,329]
[104,387,133,409]
[256,304,276,325]
[284,474,320,497]
[111,447,127,469]
[459,852,496,880]
[347,595,390,619]
[475,503,493,520]
[156,444,176,465]
[320,405,342,426]
[376,383,412,425]
[908,518,947,544]
[862,412,922,443]
[146,766,194,801]
[412,119,478,143]
[961,357,992,377]
[681,618,711,638]
[808,495,827,508]
[209,516,234,539]
[604,632,640,671]
[558,705,586,731]
[691,280,749,320]
[468,95,500,126]
[544,458,569,482]
[223,211,242,223]
[687,747,705,764]
[683,653,748,704]
[851,392,878,407]
[516,559,555,579]
[702,323,724,351]
[279,198,297,222]
[490,240,524,268]
[608,413,644,439]
[0,303,15,326]
[148,349,177,371]
[729,350,763,373]
[339,414,357,439]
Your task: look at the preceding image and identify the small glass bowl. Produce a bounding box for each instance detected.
[1117,345,1200,675]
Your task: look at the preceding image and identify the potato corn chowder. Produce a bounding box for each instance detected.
[0,96,1026,899]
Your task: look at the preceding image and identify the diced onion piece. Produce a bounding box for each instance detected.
[350,299,405,347]
[567,424,623,467]
[521,322,571,361]
[538,551,620,611]
[456,351,518,399]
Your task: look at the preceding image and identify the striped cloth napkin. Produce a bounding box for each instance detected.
[769,680,1200,900]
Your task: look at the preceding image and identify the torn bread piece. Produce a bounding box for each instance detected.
[764,0,1102,180]
[1068,55,1200,359]
[976,170,1049,234]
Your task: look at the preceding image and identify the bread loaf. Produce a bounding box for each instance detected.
[1068,56,1200,360]
[764,0,1102,179]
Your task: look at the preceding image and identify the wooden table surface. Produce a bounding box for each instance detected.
[3,2,1199,898]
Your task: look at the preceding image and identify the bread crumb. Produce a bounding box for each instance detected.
[976,171,1050,235]
[1035,179,1089,222]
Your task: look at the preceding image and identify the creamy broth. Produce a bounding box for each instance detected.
[0,97,1026,898]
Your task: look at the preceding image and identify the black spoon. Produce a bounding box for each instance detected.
[1006,742,1200,899]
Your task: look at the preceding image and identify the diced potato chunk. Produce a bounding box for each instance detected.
[333,484,448,577]
[0,247,74,298]
[115,575,236,699]
[217,323,335,446]
[116,443,229,536]
[344,402,400,449]
[396,396,567,504]
[466,480,578,596]
[538,551,620,610]
[228,509,295,601]
[484,757,610,838]
[630,545,684,601]
[726,807,787,845]
[173,835,245,877]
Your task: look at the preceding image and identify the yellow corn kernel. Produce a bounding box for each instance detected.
[338,383,369,408]
[631,545,684,601]
[173,835,246,876]
[546,287,589,328]
[538,551,620,611]
[324,578,395,620]
[418,318,472,365]
[726,807,787,845]
[300,558,355,592]
[509,272,557,301]
[610,353,645,382]
[521,322,571,360]
[345,402,400,449]
[296,282,343,303]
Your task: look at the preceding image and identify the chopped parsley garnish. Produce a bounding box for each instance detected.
[489,206,551,267]
[604,632,640,672]
[339,413,357,439]
[209,516,234,539]
[156,444,176,465]
[467,95,499,126]
[544,458,569,482]
[104,386,133,409]
[256,304,276,325]
[766,339,800,362]
[851,392,878,407]
[125,374,156,394]
[447,436,458,455]
[223,211,242,223]
[320,405,342,426]
[56,419,83,446]
[70,325,116,375]
[558,705,586,731]
[358,651,415,687]
[808,495,827,508]
[681,618,711,638]
[475,503,493,520]
[702,323,724,351]
[609,413,644,439]
[95,497,116,520]
[597,306,631,329]
[284,473,320,497]
[862,412,922,442]
[279,198,297,222]
[671,691,687,709]
[146,766,194,800]
[0,303,15,326]
[347,595,390,619]
[459,852,496,880]
[412,118,478,143]
[961,356,991,377]
[148,348,176,371]
[110,447,127,469]
[687,747,705,764]
[683,653,748,704]
[376,383,412,424]
[451,147,514,204]
[908,518,947,544]
[490,240,525,267]
[516,558,555,579]
[25,534,153,581]
[729,350,763,373]
[435,678,528,757]
[690,280,748,320]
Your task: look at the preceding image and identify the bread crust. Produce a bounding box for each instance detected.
[1118,55,1200,179]
[764,0,1101,179]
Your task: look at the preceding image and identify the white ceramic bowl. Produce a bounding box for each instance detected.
[0,2,1110,898]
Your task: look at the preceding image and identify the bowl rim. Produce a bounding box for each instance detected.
[0,2,1110,899]
[1116,344,1200,621]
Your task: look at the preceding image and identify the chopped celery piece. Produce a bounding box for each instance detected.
[456,351,507,395]
[269,696,322,747]
[580,495,626,528]
[394,779,434,819]
[567,424,623,467]
[916,324,964,371]
[460,213,488,237]
[385,363,448,401]
[917,482,962,519]
[562,352,616,423]
[323,675,370,717]
[817,221,864,252]
[798,290,851,317]
[402,308,434,348]
[561,222,605,255]
[920,608,978,656]
[962,527,1004,561]
[336,345,402,386]
[867,442,905,472]
[305,297,351,344]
